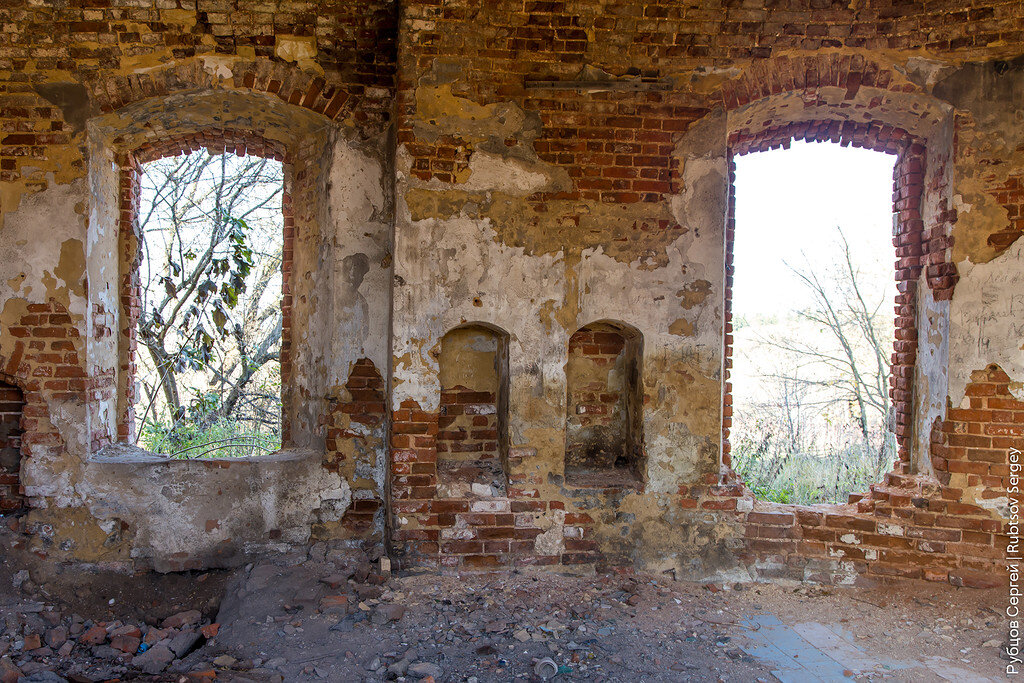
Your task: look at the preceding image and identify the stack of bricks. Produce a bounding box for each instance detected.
[0,381,25,512]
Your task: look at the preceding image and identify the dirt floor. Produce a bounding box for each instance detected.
[0,521,1012,682]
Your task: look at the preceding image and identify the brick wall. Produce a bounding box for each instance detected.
[681,365,1016,588]
[323,358,387,539]
[0,301,80,512]
[437,386,502,495]
[392,401,601,571]
[0,381,25,513]
[1,1,397,187]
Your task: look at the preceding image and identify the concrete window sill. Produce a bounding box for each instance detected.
[90,443,321,465]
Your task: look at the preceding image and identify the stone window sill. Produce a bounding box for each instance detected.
[91,442,321,465]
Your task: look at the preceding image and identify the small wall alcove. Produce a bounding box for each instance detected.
[565,321,644,488]
[436,324,510,497]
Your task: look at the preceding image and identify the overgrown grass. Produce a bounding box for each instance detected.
[731,415,894,505]
[140,416,280,459]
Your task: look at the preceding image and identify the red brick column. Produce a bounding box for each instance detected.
[0,381,26,512]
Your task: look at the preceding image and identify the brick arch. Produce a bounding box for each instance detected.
[719,53,921,110]
[721,118,957,487]
[85,58,370,128]
[117,130,295,445]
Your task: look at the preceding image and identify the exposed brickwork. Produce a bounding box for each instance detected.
[720,53,920,110]
[324,358,387,539]
[565,328,630,472]
[397,0,1019,203]
[391,400,604,570]
[0,302,80,511]
[986,172,1024,252]
[687,365,1016,587]
[116,131,293,446]
[722,120,955,473]
[436,386,501,489]
[0,381,26,512]
[116,155,142,442]
[930,365,1018,499]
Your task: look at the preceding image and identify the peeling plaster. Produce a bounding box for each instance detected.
[950,238,1024,401]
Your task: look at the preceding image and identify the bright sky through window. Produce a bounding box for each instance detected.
[733,141,897,318]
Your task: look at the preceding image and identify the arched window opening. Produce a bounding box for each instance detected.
[129,149,287,458]
[436,324,510,497]
[564,321,644,488]
[729,139,898,504]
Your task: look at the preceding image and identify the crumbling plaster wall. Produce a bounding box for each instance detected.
[2,49,395,568]
[1,0,1023,583]
[390,48,731,572]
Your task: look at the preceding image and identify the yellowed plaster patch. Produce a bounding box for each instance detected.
[669,318,695,336]
[676,280,712,310]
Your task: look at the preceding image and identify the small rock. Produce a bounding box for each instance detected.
[11,571,28,589]
[200,623,220,638]
[110,635,140,654]
[513,629,530,642]
[212,654,237,667]
[162,610,202,629]
[169,630,201,657]
[388,658,410,676]
[374,604,406,623]
[0,656,23,683]
[23,633,41,651]
[319,574,349,589]
[134,644,175,674]
[80,625,107,645]
[144,627,170,645]
[110,624,141,639]
[408,662,442,679]
[44,627,66,649]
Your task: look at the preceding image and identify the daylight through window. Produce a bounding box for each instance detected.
[730,141,898,505]
[133,151,285,458]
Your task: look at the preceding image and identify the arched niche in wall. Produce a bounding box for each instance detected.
[436,323,510,497]
[564,320,645,488]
